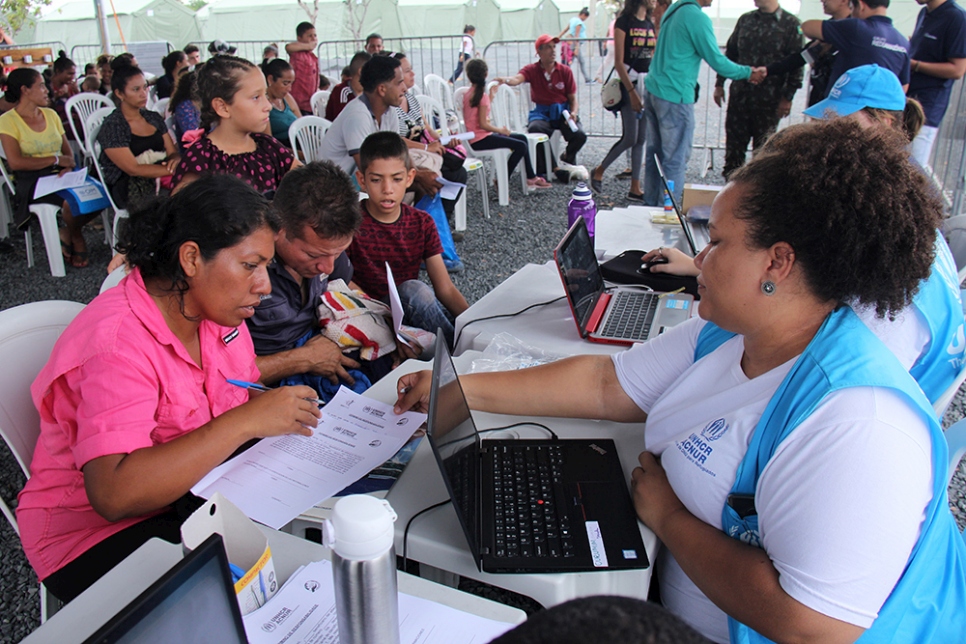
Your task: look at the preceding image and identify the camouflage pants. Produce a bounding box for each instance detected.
[723,88,781,180]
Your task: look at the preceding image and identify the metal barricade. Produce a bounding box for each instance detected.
[315,34,474,90]
[926,78,966,217]
[186,40,287,67]
[70,42,175,73]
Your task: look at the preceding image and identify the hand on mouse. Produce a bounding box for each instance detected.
[641,247,699,277]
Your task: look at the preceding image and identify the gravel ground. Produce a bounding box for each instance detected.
[2,138,965,639]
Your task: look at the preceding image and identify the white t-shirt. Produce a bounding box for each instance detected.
[852,300,930,372]
[318,93,399,175]
[612,317,933,643]
[461,35,474,57]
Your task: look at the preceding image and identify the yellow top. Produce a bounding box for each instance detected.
[0,108,65,158]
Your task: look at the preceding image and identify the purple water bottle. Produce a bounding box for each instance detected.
[568,182,597,239]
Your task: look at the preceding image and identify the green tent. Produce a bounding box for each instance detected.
[17,0,202,52]
[464,0,504,48]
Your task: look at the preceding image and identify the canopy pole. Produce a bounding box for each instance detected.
[94,0,112,55]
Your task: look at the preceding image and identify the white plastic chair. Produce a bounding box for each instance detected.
[423,74,455,112]
[417,94,488,229]
[288,115,332,164]
[310,90,330,118]
[0,299,86,621]
[0,157,66,276]
[100,265,127,293]
[453,86,522,207]
[86,107,129,254]
[65,92,114,168]
[495,83,553,181]
[153,97,170,118]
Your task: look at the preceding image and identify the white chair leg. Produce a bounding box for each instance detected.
[35,206,66,277]
[477,167,490,219]
[100,210,112,246]
[24,228,35,268]
[495,157,509,206]
[454,189,467,232]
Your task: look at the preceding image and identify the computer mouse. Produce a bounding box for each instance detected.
[637,257,669,274]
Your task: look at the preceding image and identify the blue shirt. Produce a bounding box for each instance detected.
[568,16,588,40]
[822,16,910,94]
[908,0,966,126]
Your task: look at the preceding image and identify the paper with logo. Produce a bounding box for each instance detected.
[385,262,435,352]
[191,388,427,529]
[33,167,87,198]
[243,560,514,644]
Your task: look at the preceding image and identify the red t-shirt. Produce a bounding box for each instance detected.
[347,202,444,301]
[519,62,576,105]
[325,82,355,121]
[289,49,319,114]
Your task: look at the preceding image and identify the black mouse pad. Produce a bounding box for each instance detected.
[600,250,700,298]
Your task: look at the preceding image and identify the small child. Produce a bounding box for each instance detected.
[348,132,469,347]
[80,74,100,93]
[464,58,551,191]
[449,25,476,83]
[286,21,319,114]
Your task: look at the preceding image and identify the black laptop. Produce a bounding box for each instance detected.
[426,335,649,574]
[83,533,248,644]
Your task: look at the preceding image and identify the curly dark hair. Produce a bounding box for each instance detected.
[729,119,941,319]
[117,174,280,313]
[273,161,361,240]
[197,54,258,130]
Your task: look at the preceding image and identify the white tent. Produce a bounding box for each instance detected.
[495,0,560,42]
[16,0,202,52]
[396,0,469,41]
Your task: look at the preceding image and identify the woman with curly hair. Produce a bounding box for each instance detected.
[16,174,322,604]
[643,64,963,405]
[396,119,966,642]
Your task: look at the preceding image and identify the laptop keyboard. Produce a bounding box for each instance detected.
[599,291,659,340]
[491,444,575,559]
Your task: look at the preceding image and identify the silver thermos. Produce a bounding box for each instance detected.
[323,495,400,644]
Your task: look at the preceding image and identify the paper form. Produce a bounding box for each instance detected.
[439,131,473,146]
[434,176,465,201]
[33,167,87,198]
[243,560,515,644]
[192,388,426,529]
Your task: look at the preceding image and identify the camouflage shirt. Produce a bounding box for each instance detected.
[715,7,805,102]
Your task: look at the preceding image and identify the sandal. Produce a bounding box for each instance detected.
[70,249,90,269]
[627,192,645,203]
[616,169,633,180]
[527,177,552,190]
[60,237,74,261]
[589,168,603,195]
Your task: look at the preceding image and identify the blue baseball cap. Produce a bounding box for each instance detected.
[803,64,905,119]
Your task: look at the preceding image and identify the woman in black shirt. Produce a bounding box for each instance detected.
[590,0,656,201]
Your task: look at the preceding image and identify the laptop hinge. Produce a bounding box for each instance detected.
[587,292,611,334]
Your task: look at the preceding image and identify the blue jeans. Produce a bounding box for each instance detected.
[398,279,455,348]
[643,90,694,207]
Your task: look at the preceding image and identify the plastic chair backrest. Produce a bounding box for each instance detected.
[415,95,450,140]
[153,97,170,117]
[0,300,86,477]
[65,92,113,152]
[86,107,123,213]
[288,115,332,164]
[452,86,468,123]
[423,74,455,112]
[0,146,16,195]
[489,83,515,130]
[310,90,330,118]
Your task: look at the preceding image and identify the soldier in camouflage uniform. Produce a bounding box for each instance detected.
[714,0,804,180]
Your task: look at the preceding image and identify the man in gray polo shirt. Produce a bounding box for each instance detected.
[319,55,405,176]
[246,162,396,396]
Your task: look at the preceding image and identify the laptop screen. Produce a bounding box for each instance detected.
[426,336,482,560]
[653,155,699,256]
[555,218,606,332]
[83,533,247,644]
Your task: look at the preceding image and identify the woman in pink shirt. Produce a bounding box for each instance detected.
[463,59,551,191]
[17,174,321,603]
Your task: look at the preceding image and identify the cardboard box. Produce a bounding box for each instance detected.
[682,184,722,215]
[181,492,278,615]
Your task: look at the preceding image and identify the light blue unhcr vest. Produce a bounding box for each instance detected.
[694,307,966,644]
[909,236,965,404]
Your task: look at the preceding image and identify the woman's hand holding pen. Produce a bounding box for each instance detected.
[394,370,433,414]
[232,385,321,439]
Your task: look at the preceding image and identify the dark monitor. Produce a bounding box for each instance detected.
[555,217,605,331]
[426,333,482,560]
[653,154,699,256]
[83,533,248,644]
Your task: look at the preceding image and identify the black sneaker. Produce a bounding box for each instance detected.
[616,169,633,179]
[554,169,571,184]
[627,192,645,203]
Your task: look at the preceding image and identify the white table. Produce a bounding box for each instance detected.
[453,207,705,356]
[294,354,657,609]
[23,524,526,643]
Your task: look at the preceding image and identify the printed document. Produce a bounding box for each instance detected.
[243,560,515,644]
[33,167,87,198]
[192,388,426,529]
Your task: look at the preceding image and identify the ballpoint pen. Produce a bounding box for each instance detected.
[227,379,326,407]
